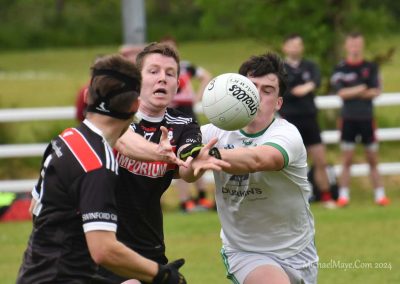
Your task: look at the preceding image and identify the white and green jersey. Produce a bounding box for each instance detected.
[201,118,315,259]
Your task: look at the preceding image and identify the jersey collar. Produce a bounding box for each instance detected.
[239,118,275,138]
[135,110,165,123]
[83,119,105,138]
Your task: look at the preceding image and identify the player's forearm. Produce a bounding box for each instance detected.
[86,231,158,282]
[360,88,380,99]
[115,131,162,162]
[100,242,158,282]
[337,84,367,99]
[291,82,315,96]
[178,165,201,183]
[219,146,283,174]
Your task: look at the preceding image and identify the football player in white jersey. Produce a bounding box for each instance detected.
[188,53,319,284]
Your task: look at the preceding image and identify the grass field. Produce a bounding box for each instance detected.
[1,197,400,284]
[0,37,400,283]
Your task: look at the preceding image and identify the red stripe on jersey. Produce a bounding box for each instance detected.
[60,128,102,172]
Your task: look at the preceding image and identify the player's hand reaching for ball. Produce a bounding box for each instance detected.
[188,137,230,177]
[151,258,187,284]
[157,126,186,167]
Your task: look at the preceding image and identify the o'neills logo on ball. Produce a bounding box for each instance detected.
[228,83,258,115]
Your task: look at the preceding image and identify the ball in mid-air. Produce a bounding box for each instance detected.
[202,73,260,131]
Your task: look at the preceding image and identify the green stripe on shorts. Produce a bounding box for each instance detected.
[220,248,240,284]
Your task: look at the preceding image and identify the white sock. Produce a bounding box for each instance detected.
[374,187,386,201]
[339,187,350,200]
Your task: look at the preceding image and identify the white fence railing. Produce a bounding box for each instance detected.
[1,93,400,192]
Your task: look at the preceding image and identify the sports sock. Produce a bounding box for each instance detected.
[338,187,350,200]
[374,187,386,201]
[320,191,333,202]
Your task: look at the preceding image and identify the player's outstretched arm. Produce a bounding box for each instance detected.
[218,145,284,175]
[115,127,185,166]
[86,231,186,283]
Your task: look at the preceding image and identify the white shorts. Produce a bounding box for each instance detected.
[220,241,318,284]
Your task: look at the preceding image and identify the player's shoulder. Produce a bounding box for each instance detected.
[201,123,233,138]
[201,123,221,133]
[269,119,305,151]
[272,117,293,127]
[58,123,109,173]
[165,108,195,125]
[272,118,302,135]
[201,123,227,143]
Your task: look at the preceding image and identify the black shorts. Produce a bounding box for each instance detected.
[282,114,322,146]
[339,118,377,145]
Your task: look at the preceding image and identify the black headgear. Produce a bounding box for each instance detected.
[86,69,141,120]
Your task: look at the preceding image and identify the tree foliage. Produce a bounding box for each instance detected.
[189,0,397,69]
[0,0,398,69]
[0,0,122,49]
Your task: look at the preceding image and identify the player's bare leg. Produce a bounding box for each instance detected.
[307,143,335,208]
[365,147,389,205]
[176,179,197,212]
[244,265,290,284]
[337,148,354,207]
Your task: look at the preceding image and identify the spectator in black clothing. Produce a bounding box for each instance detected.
[17,54,187,284]
[330,32,389,207]
[280,34,336,208]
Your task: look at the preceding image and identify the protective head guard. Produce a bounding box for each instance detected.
[86,68,141,120]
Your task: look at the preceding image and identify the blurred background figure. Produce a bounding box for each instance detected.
[161,36,214,212]
[119,43,146,64]
[330,32,389,207]
[75,45,144,122]
[280,34,336,209]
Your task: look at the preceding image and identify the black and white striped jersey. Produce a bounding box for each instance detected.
[17,119,119,284]
[115,108,202,260]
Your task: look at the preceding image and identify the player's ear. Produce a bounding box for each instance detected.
[83,87,89,104]
[275,96,283,111]
[174,78,180,94]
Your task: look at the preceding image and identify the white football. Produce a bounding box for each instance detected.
[202,73,260,131]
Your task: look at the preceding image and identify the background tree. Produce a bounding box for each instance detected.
[0,0,397,68]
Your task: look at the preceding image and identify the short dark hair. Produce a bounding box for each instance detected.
[88,54,141,116]
[346,32,364,39]
[239,52,288,97]
[283,33,303,43]
[135,42,180,75]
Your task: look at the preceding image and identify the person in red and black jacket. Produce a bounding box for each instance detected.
[330,32,389,207]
